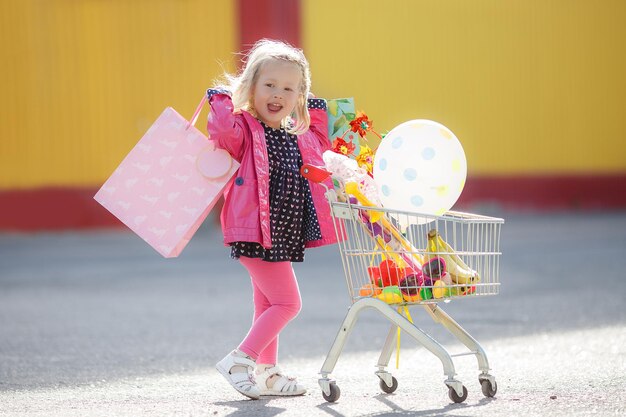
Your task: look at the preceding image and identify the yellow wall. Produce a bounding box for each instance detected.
[303,0,626,175]
[0,0,236,189]
[2,1,625,190]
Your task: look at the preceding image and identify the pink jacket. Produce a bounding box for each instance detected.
[206,92,339,249]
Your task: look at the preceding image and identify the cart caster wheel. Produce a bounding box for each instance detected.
[322,382,341,403]
[379,376,398,394]
[480,379,497,397]
[448,385,468,403]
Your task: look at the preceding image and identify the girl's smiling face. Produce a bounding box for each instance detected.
[252,59,302,129]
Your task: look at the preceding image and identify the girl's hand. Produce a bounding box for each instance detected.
[208,87,231,97]
[308,92,315,99]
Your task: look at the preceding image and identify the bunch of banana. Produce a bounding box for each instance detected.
[426,230,480,285]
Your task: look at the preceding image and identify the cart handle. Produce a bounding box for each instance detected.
[300,164,332,183]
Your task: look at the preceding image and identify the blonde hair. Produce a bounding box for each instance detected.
[218,39,311,135]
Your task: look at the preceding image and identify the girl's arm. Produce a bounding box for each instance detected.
[206,89,245,161]
[306,96,331,152]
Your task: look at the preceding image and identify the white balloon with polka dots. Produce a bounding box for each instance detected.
[373,119,467,226]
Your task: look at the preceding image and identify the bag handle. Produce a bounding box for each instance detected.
[186,94,208,130]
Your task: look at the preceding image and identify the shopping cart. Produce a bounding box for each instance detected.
[301,165,504,404]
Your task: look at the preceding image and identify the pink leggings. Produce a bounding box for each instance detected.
[237,256,302,365]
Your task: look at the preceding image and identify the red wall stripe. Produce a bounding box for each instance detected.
[0,187,120,231]
[237,0,301,52]
[457,174,626,211]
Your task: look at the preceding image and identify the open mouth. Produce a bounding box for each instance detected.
[267,103,283,113]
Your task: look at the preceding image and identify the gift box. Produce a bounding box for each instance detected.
[327,97,360,148]
[94,97,238,258]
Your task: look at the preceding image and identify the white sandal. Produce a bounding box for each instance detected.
[215,351,260,400]
[256,366,306,396]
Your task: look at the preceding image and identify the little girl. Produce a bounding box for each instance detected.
[206,39,338,400]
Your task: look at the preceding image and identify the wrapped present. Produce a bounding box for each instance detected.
[327,97,360,149]
[94,96,239,258]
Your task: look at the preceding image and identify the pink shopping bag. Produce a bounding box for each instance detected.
[94,96,239,258]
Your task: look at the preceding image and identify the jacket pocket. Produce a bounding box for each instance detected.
[224,178,259,228]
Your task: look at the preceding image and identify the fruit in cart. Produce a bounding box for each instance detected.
[419,287,433,300]
[402,292,421,303]
[378,259,405,287]
[359,283,382,297]
[432,280,448,298]
[447,286,463,296]
[448,284,476,296]
[426,230,480,285]
[367,265,382,284]
[375,286,404,304]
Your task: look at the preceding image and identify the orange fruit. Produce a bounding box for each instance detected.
[359,283,382,297]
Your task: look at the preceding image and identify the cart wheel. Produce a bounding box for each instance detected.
[322,382,341,403]
[448,385,468,403]
[379,376,398,394]
[480,379,497,397]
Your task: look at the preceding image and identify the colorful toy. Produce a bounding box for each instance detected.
[342,188,425,273]
[432,280,448,299]
[402,292,421,303]
[358,283,382,297]
[367,265,382,284]
[448,285,476,297]
[398,273,421,296]
[426,229,480,285]
[440,272,453,285]
[423,257,446,279]
[375,286,404,304]
[378,259,405,287]
[322,151,381,207]
[419,287,433,300]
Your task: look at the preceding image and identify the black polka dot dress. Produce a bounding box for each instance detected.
[230,121,322,262]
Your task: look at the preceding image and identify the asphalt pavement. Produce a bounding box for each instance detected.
[1,210,625,416]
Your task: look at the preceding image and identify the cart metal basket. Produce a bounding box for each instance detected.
[302,165,504,404]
